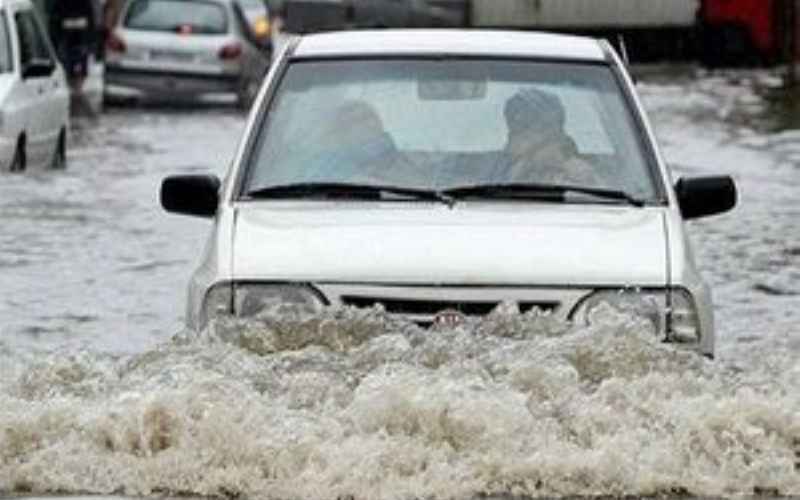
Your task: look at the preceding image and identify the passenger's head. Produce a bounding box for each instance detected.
[334,101,385,139]
[504,88,566,154]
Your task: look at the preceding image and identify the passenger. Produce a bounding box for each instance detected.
[499,88,600,186]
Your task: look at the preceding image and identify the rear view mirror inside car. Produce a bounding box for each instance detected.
[418,66,487,101]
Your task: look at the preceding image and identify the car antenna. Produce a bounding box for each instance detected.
[617,34,631,67]
[617,34,636,83]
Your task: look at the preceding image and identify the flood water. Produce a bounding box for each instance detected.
[0,68,798,499]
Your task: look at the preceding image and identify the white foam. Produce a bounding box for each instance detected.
[1,308,797,499]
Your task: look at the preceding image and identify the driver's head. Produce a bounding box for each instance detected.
[504,88,566,153]
[334,101,384,139]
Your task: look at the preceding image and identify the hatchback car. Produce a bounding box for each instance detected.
[104,0,271,108]
[161,30,736,358]
[0,0,69,172]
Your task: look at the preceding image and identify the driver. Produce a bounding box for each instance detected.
[499,87,600,186]
[311,100,420,185]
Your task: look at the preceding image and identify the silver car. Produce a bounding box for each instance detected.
[104,0,270,108]
[161,30,737,358]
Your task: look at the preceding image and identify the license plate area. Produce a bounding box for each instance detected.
[150,50,196,63]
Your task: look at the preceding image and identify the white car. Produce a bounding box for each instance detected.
[104,0,271,108]
[0,0,70,172]
[161,30,737,358]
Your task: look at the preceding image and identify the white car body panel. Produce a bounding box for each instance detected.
[112,30,243,75]
[231,203,668,285]
[292,29,606,60]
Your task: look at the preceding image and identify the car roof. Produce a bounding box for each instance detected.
[293,29,607,62]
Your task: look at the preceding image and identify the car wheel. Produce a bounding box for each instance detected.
[9,136,25,173]
[50,129,67,170]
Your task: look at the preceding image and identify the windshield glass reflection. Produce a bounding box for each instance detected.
[247,59,659,200]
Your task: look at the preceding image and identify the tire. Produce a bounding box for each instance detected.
[9,137,25,173]
[50,129,67,170]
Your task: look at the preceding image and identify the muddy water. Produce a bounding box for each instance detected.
[0,70,799,498]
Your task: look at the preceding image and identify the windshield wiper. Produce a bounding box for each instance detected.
[245,182,456,206]
[442,182,646,207]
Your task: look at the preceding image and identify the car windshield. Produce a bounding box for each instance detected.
[0,12,11,73]
[124,0,229,34]
[245,59,661,201]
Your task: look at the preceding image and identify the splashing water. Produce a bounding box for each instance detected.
[1,307,798,499]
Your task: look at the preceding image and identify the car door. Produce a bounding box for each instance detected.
[13,7,58,166]
[28,7,67,150]
[0,7,26,159]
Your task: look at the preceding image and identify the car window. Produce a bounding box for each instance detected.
[14,10,52,68]
[0,11,11,73]
[247,59,660,199]
[238,0,266,10]
[124,0,229,34]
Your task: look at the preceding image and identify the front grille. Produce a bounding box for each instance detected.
[341,296,558,316]
[317,284,588,325]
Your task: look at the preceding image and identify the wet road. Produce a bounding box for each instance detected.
[0,69,798,498]
[0,106,244,352]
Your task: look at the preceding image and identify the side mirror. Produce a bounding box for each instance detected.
[674,175,737,220]
[22,59,55,79]
[161,174,221,218]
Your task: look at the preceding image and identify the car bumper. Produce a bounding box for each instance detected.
[104,65,240,100]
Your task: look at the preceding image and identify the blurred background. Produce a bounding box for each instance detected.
[32,0,800,112]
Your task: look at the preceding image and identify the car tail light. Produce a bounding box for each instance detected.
[107,31,126,53]
[218,43,242,60]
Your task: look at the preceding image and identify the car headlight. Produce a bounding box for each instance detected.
[570,288,701,345]
[201,282,325,328]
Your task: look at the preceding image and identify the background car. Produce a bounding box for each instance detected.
[0,0,70,172]
[103,0,271,109]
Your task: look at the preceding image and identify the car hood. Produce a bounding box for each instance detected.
[231,202,668,286]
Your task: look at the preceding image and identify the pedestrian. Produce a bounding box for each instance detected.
[100,0,123,59]
[47,0,99,93]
